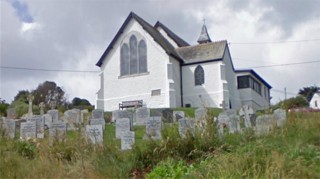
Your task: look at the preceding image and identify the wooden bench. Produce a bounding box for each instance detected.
[119,100,143,110]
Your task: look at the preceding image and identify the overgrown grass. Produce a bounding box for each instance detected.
[1,110,319,178]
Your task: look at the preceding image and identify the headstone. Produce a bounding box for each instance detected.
[72,108,81,123]
[227,114,241,134]
[49,122,67,144]
[178,118,195,138]
[39,102,45,115]
[239,105,254,128]
[273,109,286,127]
[64,110,80,130]
[47,110,59,122]
[135,107,150,125]
[173,111,185,122]
[217,113,229,136]
[27,94,34,117]
[161,109,173,123]
[144,117,162,140]
[3,119,16,139]
[86,125,103,145]
[28,116,45,138]
[255,115,272,136]
[43,114,53,129]
[195,108,207,121]
[115,118,130,139]
[112,110,132,130]
[81,109,89,124]
[92,109,104,119]
[7,108,16,119]
[121,131,135,150]
[20,121,37,140]
[89,118,106,130]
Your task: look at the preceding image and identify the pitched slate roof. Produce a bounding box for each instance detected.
[235,69,272,89]
[175,40,227,64]
[96,12,183,67]
[154,21,189,47]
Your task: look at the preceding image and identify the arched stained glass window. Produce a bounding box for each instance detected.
[138,40,147,73]
[195,65,204,85]
[129,35,138,74]
[120,44,129,76]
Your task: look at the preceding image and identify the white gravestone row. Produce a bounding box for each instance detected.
[116,118,131,139]
[178,118,195,138]
[86,125,103,145]
[121,131,135,150]
[255,109,287,136]
[144,117,162,140]
[135,107,150,126]
[89,118,106,130]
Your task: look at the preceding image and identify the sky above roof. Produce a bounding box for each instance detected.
[1,0,320,105]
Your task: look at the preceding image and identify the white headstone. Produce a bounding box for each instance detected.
[28,116,45,138]
[89,118,106,130]
[43,114,53,128]
[116,118,130,139]
[47,110,59,122]
[20,121,37,140]
[255,115,272,136]
[195,108,207,121]
[217,113,229,136]
[3,119,16,139]
[135,107,150,125]
[49,122,67,144]
[64,110,80,131]
[227,114,241,134]
[178,118,195,138]
[121,131,135,150]
[86,125,103,145]
[144,117,162,140]
[273,109,286,127]
[92,109,104,119]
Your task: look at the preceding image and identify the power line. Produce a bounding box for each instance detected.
[0,66,99,73]
[229,38,320,45]
[247,60,320,69]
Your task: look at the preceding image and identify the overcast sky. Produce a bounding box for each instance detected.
[1,0,320,106]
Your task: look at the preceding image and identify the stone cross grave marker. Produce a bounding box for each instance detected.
[173,111,185,122]
[20,121,37,140]
[7,108,16,119]
[135,107,150,126]
[4,119,16,139]
[116,118,130,139]
[47,109,59,123]
[28,116,45,138]
[27,94,34,117]
[239,105,254,128]
[121,131,135,150]
[49,122,67,144]
[39,102,45,115]
[89,118,105,130]
[178,118,195,138]
[86,124,103,145]
[144,116,162,140]
[273,109,286,127]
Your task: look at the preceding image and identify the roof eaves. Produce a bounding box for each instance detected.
[235,69,272,89]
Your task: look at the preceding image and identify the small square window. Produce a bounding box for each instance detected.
[185,104,191,108]
[151,89,161,96]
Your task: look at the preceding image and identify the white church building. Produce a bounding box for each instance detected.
[96,12,271,111]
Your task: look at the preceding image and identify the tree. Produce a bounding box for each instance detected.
[31,81,67,107]
[71,97,93,111]
[298,86,320,102]
[13,90,30,103]
[273,96,308,110]
[0,98,9,116]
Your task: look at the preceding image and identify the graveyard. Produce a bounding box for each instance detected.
[0,100,320,178]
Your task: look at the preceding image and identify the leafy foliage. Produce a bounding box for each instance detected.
[298,86,320,102]
[31,81,66,107]
[0,98,9,116]
[273,96,308,110]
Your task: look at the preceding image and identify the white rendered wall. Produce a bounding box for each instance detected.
[182,61,224,108]
[310,94,320,109]
[222,48,242,110]
[98,19,172,111]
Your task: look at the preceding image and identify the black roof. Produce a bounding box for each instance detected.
[96,12,183,67]
[235,69,272,89]
[154,21,190,47]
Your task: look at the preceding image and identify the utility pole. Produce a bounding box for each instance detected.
[284,87,287,100]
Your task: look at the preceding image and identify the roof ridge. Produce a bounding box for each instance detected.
[154,21,190,47]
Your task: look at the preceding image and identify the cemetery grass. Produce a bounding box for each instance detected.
[1,111,320,178]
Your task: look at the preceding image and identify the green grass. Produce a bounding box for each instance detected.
[1,110,319,178]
